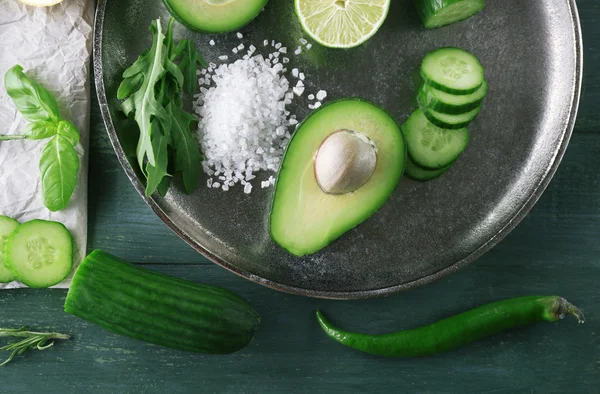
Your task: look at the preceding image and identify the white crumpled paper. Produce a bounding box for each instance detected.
[0,0,94,288]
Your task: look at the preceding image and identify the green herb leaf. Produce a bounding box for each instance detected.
[117,72,144,101]
[56,120,80,146]
[157,176,172,197]
[119,20,169,170]
[174,40,207,95]
[39,135,79,212]
[23,120,58,140]
[4,65,60,123]
[145,119,171,196]
[168,102,201,194]
[0,327,69,366]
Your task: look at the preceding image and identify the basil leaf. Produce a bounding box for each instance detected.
[119,19,169,170]
[4,65,60,122]
[168,102,201,194]
[174,40,206,95]
[56,120,80,146]
[145,119,170,197]
[39,135,79,212]
[23,120,58,140]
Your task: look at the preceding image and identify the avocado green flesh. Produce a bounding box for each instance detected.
[163,0,268,33]
[270,99,405,257]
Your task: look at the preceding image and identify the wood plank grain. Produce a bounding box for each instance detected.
[0,259,597,394]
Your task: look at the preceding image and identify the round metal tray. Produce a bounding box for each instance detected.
[94,0,582,299]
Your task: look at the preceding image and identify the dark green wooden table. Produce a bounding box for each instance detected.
[2,3,599,392]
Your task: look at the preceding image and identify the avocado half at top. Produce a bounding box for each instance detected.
[163,0,269,33]
[270,99,406,257]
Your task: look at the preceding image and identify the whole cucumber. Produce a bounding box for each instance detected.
[64,250,261,354]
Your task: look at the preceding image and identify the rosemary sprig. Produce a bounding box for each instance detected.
[0,327,70,366]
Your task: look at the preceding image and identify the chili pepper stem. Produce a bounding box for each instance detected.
[0,135,25,141]
[555,297,585,323]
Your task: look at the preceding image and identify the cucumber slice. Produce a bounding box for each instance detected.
[405,156,453,181]
[5,220,73,288]
[421,47,484,95]
[415,0,485,29]
[420,81,487,115]
[418,94,482,129]
[0,216,19,283]
[163,0,269,33]
[402,109,468,170]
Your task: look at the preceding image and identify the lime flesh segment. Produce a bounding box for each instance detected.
[295,0,391,49]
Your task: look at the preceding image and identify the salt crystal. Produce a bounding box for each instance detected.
[316,90,327,100]
[308,94,315,100]
[237,32,243,39]
[292,68,299,78]
[244,183,252,194]
[263,39,269,46]
[219,55,228,61]
[314,102,322,109]
[275,42,282,49]
[232,48,238,54]
[209,40,215,46]
[299,38,308,45]
[237,44,245,50]
[279,47,287,54]
[299,73,305,81]
[306,43,312,50]
[294,47,302,55]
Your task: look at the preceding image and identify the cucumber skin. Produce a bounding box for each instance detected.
[163,0,268,33]
[406,157,453,181]
[420,69,482,95]
[418,95,481,130]
[420,83,486,115]
[64,250,261,354]
[415,0,486,29]
[0,216,19,283]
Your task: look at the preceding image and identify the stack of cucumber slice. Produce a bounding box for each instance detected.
[403,47,487,181]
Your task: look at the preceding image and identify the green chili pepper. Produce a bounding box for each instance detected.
[316,296,584,357]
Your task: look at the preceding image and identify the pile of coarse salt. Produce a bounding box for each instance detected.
[194,36,324,194]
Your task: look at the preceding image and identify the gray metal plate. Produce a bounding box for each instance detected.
[94,0,582,299]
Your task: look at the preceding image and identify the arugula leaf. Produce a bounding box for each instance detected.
[23,121,58,140]
[118,18,204,197]
[4,65,60,123]
[56,120,80,146]
[39,135,79,212]
[174,40,207,95]
[168,102,201,194]
[144,119,170,197]
[157,176,172,197]
[120,19,169,170]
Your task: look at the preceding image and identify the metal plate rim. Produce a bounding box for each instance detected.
[93,0,583,300]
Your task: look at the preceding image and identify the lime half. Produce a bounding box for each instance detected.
[18,0,63,6]
[295,0,391,49]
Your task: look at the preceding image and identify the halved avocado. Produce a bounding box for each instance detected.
[270,99,405,257]
[163,0,269,33]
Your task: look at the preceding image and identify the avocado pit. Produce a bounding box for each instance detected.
[314,130,377,194]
